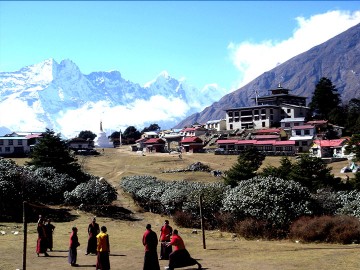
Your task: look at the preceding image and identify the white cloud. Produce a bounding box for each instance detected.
[0,98,45,131]
[229,10,360,88]
[56,96,189,138]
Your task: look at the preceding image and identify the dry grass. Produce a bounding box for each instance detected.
[2,148,359,270]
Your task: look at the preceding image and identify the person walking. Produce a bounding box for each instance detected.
[68,226,80,267]
[86,217,100,255]
[96,226,110,270]
[36,215,49,257]
[159,220,173,260]
[142,224,160,270]
[45,218,55,251]
[165,229,202,270]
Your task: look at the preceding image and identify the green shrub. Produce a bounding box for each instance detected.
[64,177,117,205]
[221,176,313,228]
[289,215,360,244]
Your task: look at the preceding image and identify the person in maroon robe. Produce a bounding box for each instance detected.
[36,215,49,257]
[159,220,173,259]
[166,229,202,270]
[68,226,80,267]
[86,217,100,255]
[45,219,55,251]
[142,224,160,270]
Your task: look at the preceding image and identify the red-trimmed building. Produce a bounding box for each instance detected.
[309,138,349,158]
[143,138,166,152]
[180,136,204,153]
[216,139,295,155]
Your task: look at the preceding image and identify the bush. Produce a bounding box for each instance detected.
[173,211,198,228]
[335,190,360,218]
[64,177,117,205]
[289,215,360,244]
[221,176,313,228]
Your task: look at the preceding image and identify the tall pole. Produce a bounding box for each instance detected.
[23,201,27,270]
[119,129,122,148]
[199,194,206,249]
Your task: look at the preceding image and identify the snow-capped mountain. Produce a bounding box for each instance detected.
[0,59,227,138]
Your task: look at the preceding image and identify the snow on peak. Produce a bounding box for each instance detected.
[19,58,57,85]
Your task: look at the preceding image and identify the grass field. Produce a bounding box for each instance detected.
[1,147,359,270]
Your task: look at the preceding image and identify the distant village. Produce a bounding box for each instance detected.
[0,84,353,161]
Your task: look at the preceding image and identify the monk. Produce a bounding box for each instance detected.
[159,220,173,259]
[45,219,55,251]
[36,216,49,257]
[166,229,202,270]
[86,217,100,255]
[143,224,160,270]
[96,226,110,270]
[68,226,80,267]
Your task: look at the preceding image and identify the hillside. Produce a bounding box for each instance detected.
[175,23,360,128]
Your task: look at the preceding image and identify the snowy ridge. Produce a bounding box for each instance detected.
[0,59,227,138]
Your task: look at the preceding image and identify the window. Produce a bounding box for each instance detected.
[295,130,301,136]
[285,123,291,127]
[0,140,3,145]
[285,146,293,151]
[229,124,233,130]
[254,109,259,115]
[241,110,252,116]
[262,122,266,127]
[275,146,283,151]
[0,147,2,152]
[9,140,13,145]
[261,116,266,120]
[270,109,273,114]
[228,112,233,117]
[261,109,266,114]
[229,118,233,122]
[294,123,299,126]
[287,109,291,113]
[254,116,259,121]
[301,141,308,146]
[304,130,310,135]
[5,147,10,152]
[18,140,23,146]
[234,111,239,117]
[265,145,272,151]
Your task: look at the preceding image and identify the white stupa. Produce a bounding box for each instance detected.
[94,121,113,148]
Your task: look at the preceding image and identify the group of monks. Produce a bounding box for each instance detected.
[36,216,202,269]
[35,215,55,257]
[143,220,202,270]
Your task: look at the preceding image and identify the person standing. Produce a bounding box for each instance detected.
[166,229,202,270]
[86,217,100,255]
[142,224,160,270]
[159,220,173,260]
[96,226,110,270]
[36,215,49,257]
[68,226,80,267]
[45,218,55,251]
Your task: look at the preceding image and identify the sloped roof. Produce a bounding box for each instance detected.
[292,125,315,130]
[217,139,242,144]
[254,128,281,134]
[181,137,203,143]
[144,138,165,144]
[313,139,347,147]
[253,135,280,140]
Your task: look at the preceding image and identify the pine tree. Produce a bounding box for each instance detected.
[309,77,341,120]
[224,147,265,187]
[26,129,85,181]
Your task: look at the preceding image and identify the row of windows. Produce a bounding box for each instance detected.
[0,147,11,152]
[228,108,271,117]
[0,139,24,146]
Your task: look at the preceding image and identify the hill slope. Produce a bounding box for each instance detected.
[175,23,360,128]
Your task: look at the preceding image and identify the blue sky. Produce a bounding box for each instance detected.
[1,1,360,92]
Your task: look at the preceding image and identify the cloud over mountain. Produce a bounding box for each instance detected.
[0,59,227,138]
